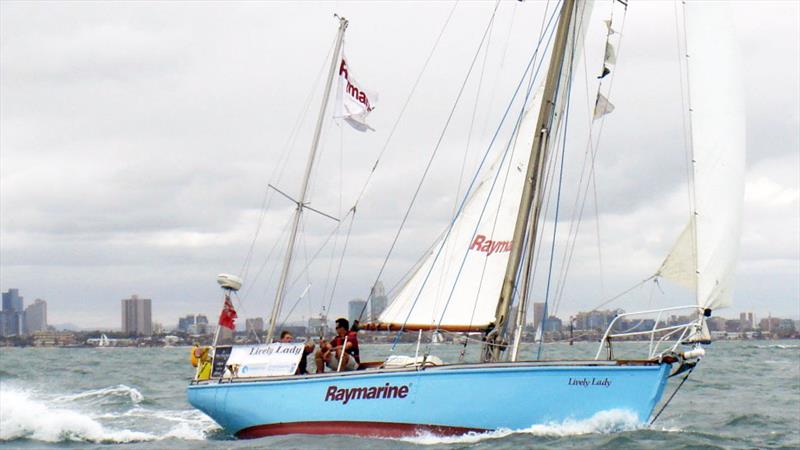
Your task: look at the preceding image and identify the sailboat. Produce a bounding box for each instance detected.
[188,0,744,438]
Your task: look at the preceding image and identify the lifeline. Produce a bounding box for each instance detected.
[324,383,410,405]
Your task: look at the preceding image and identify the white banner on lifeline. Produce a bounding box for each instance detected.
[225,343,304,377]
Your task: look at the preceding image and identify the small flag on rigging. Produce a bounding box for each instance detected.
[335,52,377,132]
[604,42,617,65]
[218,294,238,330]
[604,19,616,36]
[593,93,615,120]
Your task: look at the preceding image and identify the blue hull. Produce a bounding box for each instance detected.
[187,361,671,438]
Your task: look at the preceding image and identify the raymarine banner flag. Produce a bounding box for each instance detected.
[335,52,377,131]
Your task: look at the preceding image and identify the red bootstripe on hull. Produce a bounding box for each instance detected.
[235,421,487,439]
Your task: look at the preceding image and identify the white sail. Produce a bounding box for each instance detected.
[376,1,595,331]
[376,100,541,331]
[659,3,746,310]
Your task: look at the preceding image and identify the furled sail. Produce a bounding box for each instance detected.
[374,97,542,331]
[658,3,745,310]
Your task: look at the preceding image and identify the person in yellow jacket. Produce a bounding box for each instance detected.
[190,343,200,367]
[191,344,212,380]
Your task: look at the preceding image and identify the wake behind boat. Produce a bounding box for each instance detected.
[188,0,745,439]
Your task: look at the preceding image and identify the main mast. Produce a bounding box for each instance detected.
[486,0,576,362]
[265,16,349,343]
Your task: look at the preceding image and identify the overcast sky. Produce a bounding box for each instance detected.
[1,1,798,330]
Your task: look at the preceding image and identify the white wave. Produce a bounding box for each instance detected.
[400,409,643,445]
[0,386,210,443]
[53,384,144,405]
[757,344,800,350]
[162,422,210,440]
[0,387,154,443]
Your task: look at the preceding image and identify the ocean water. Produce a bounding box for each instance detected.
[1,341,798,449]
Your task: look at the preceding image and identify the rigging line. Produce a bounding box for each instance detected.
[277,282,313,331]
[534,5,592,323]
[229,291,260,343]
[523,93,561,321]
[240,213,295,302]
[480,0,521,141]
[385,225,450,299]
[679,0,700,306]
[650,365,694,425]
[537,5,581,360]
[674,0,697,263]
[464,52,541,336]
[319,126,345,315]
[432,6,561,333]
[454,2,496,215]
[523,0,592,328]
[300,216,314,310]
[578,4,605,302]
[589,275,655,313]
[269,216,315,331]
[462,99,527,336]
[551,5,630,318]
[434,4,498,321]
[462,0,551,337]
[350,0,460,210]
[286,210,353,293]
[523,40,575,334]
[324,209,357,318]
[391,2,562,338]
[367,0,503,328]
[239,37,336,283]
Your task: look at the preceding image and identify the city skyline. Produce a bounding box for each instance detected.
[4,286,796,334]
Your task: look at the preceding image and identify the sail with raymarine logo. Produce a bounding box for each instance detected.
[188,1,745,439]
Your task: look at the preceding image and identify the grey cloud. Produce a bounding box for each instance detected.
[1,1,797,328]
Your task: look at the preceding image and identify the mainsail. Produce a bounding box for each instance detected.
[375,0,594,333]
[658,3,746,310]
[375,99,541,331]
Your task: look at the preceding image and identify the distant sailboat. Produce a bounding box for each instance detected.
[188,0,744,438]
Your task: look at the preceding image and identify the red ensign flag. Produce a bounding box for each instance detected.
[218,294,238,330]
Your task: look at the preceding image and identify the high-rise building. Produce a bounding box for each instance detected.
[178,314,196,332]
[121,295,152,336]
[348,299,367,325]
[739,312,755,330]
[24,299,47,334]
[308,313,328,338]
[532,302,546,330]
[245,318,265,334]
[2,289,23,312]
[370,282,388,321]
[1,289,25,337]
[543,315,563,333]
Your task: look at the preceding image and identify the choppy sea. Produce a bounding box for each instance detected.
[1,340,798,449]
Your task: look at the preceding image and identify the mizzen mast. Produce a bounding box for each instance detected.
[265,16,349,343]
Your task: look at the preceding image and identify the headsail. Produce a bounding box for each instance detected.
[658,3,745,310]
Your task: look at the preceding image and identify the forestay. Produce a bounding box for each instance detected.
[658,2,745,310]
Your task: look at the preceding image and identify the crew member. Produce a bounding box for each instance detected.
[195,346,212,381]
[315,318,359,373]
[280,330,315,375]
[190,342,200,367]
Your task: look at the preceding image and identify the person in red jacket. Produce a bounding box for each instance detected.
[315,317,359,373]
